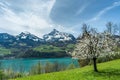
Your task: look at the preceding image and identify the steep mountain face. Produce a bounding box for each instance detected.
[43,29,76,43]
[0,33,16,47]
[0,29,76,48]
[0,33,15,41]
[0,32,44,48]
[16,32,40,41]
[16,32,44,47]
[0,30,76,58]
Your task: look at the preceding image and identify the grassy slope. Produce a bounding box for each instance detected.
[34,45,64,52]
[12,59,120,80]
[33,44,75,53]
[0,47,11,55]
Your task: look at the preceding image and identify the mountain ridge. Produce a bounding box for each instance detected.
[0,29,76,58]
[0,29,76,48]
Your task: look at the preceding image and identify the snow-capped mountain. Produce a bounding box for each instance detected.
[0,29,76,48]
[0,33,15,40]
[16,32,43,42]
[0,33,16,47]
[43,29,76,42]
[16,32,44,46]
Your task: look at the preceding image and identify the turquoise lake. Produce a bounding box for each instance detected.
[0,58,79,72]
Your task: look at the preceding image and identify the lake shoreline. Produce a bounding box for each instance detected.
[0,56,72,60]
[0,58,79,72]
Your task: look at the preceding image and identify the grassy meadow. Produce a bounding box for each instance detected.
[12,59,120,80]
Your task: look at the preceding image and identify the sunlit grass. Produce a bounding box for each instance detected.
[11,59,120,80]
[0,47,11,55]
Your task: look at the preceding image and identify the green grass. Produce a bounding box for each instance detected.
[0,47,11,55]
[34,45,64,52]
[12,59,120,80]
[33,44,75,53]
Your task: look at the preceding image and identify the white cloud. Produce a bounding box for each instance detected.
[0,0,86,38]
[0,0,56,38]
[75,4,89,16]
[88,1,120,22]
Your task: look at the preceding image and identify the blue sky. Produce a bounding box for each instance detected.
[0,0,120,38]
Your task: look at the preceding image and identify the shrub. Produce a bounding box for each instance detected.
[44,62,54,73]
[29,61,42,75]
[0,70,4,80]
[78,59,90,67]
[97,52,120,63]
[67,63,75,70]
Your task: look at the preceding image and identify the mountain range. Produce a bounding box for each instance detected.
[1,29,120,59]
[0,29,76,48]
[0,29,76,58]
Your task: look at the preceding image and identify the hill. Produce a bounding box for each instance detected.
[0,29,76,58]
[0,47,11,57]
[17,44,75,58]
[43,29,76,43]
[0,29,76,48]
[12,59,120,80]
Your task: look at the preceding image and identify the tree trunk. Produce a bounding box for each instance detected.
[93,57,98,72]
